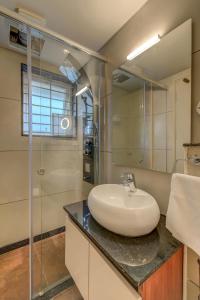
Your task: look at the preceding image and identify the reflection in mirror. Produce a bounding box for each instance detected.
[112,19,192,173]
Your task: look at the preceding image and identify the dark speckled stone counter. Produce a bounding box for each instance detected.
[63,200,182,290]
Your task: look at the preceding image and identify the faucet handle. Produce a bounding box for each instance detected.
[120,172,134,182]
[120,172,137,192]
[127,173,134,181]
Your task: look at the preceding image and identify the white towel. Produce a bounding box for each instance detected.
[166,173,200,256]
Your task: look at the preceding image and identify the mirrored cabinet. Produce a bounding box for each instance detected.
[111,19,192,173]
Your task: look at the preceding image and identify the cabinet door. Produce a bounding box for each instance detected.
[65,216,89,300]
[89,245,142,300]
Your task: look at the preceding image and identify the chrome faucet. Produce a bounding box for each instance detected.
[121,173,137,192]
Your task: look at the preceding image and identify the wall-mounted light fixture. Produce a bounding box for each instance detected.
[76,86,88,96]
[127,34,160,61]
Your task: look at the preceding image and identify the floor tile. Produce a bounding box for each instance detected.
[0,233,69,300]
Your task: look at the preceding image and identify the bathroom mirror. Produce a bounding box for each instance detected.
[112,19,192,173]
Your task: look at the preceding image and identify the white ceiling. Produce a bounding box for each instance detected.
[0,0,148,51]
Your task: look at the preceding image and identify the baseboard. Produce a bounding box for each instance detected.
[0,226,65,255]
[33,277,74,300]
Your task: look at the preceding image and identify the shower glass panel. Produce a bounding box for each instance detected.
[28,28,105,298]
[0,14,30,300]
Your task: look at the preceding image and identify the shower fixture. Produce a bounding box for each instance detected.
[59,51,81,83]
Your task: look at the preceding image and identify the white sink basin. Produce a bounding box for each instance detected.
[88,184,160,237]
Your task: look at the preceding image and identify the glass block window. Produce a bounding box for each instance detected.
[21,64,77,138]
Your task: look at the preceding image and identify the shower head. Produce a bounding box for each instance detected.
[59,63,80,83]
[59,52,81,84]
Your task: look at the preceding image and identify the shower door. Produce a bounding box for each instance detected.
[27,27,105,298]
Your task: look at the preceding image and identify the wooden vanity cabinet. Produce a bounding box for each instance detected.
[139,247,183,300]
[65,216,183,300]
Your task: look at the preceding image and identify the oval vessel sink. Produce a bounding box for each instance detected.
[88,184,160,237]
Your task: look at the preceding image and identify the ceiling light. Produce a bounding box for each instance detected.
[127,34,160,61]
[76,86,88,96]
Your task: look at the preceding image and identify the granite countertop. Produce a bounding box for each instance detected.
[63,200,182,290]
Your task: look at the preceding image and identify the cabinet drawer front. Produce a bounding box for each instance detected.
[89,245,142,300]
[65,216,89,300]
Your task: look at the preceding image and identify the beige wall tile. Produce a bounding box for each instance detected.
[167,149,175,173]
[0,150,42,205]
[152,149,167,172]
[144,116,152,150]
[112,116,129,148]
[0,151,29,204]
[129,116,145,148]
[166,84,175,112]
[167,111,175,150]
[153,114,167,150]
[152,89,167,114]
[0,47,26,101]
[39,190,85,234]
[41,150,82,195]
[0,189,85,247]
[0,98,28,151]
[0,200,29,247]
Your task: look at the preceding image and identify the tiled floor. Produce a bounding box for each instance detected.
[0,233,72,300]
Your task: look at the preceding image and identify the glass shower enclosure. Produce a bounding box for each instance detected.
[0,11,105,299]
[28,27,105,299]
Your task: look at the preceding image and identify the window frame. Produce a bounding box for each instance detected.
[21,63,77,139]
